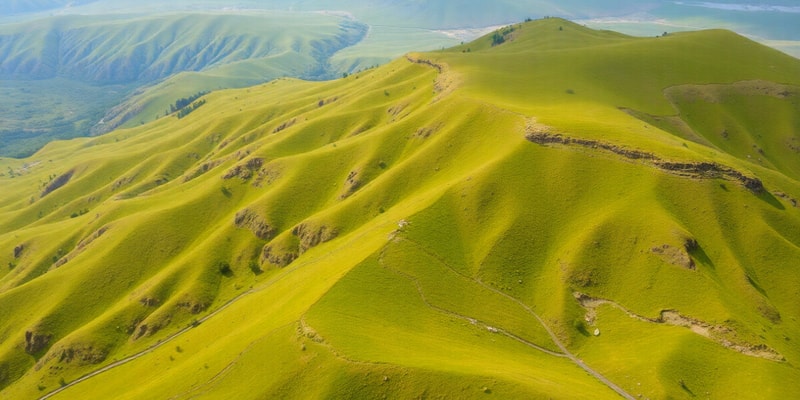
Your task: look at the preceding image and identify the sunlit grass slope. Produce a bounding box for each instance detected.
[0,18,799,399]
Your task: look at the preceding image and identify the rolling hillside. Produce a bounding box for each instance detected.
[1,18,799,399]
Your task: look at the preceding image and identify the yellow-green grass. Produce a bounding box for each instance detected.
[1,18,799,398]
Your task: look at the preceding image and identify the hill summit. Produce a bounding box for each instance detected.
[1,18,799,399]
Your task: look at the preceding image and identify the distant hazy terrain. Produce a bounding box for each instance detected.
[0,0,798,158]
[0,11,368,157]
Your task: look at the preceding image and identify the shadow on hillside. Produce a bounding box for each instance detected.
[688,243,715,271]
[756,190,785,210]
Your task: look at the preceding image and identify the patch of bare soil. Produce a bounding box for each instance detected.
[651,243,695,270]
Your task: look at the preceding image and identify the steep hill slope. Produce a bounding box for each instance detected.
[1,18,799,399]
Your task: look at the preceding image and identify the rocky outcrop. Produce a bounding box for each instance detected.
[526,131,656,160]
[273,118,297,133]
[655,161,763,193]
[41,170,74,197]
[234,209,276,240]
[292,223,338,254]
[574,292,785,362]
[184,160,223,182]
[56,345,107,365]
[261,245,298,268]
[24,330,51,355]
[526,131,763,193]
[259,223,339,268]
[223,157,264,180]
[340,170,362,199]
[13,244,24,259]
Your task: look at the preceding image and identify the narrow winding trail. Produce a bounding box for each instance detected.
[391,236,637,400]
[38,289,253,400]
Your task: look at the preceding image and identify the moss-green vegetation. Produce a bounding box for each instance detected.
[1,18,799,399]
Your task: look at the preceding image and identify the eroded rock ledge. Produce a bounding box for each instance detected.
[573,292,784,362]
[526,131,763,193]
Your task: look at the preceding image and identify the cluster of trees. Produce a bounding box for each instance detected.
[166,91,209,116]
[176,99,207,119]
[491,25,517,46]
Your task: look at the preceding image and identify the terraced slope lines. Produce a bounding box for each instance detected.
[0,18,799,399]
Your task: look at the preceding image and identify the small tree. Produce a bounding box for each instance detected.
[491,32,505,46]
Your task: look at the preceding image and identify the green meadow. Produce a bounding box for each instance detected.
[0,18,799,399]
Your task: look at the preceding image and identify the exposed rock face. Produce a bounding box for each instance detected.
[56,345,107,365]
[234,209,276,240]
[184,160,223,182]
[223,157,264,180]
[574,292,785,362]
[273,118,296,133]
[656,161,763,193]
[259,223,339,268]
[292,223,338,254]
[178,300,208,314]
[261,245,298,268]
[526,131,657,160]
[24,331,51,355]
[76,226,109,251]
[13,244,24,258]
[526,131,764,193]
[340,170,361,199]
[41,170,74,197]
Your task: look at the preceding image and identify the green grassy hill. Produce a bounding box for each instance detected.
[1,18,799,399]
